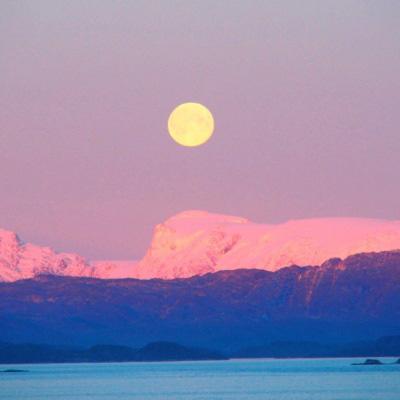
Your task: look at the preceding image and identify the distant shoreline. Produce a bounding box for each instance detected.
[0,340,399,365]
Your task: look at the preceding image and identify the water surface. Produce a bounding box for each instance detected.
[1,358,399,399]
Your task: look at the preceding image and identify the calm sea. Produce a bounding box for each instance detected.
[1,358,399,399]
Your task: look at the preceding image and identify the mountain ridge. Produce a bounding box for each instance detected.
[1,210,400,281]
[1,250,399,350]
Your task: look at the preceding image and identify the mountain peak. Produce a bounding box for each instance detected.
[164,210,249,230]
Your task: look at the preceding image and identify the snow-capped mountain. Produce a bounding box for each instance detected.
[0,229,94,282]
[0,229,136,282]
[134,210,400,279]
[1,210,400,281]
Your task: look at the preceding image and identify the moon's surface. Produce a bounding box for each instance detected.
[168,102,214,147]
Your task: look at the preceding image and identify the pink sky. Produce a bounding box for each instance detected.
[1,1,399,259]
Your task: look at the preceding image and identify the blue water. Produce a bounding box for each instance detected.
[1,358,399,399]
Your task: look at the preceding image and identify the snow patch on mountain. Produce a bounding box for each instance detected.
[92,260,138,279]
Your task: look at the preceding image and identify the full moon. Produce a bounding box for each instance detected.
[168,102,214,147]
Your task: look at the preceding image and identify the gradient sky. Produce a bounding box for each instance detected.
[1,1,400,259]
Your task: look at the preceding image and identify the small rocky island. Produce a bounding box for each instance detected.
[352,359,383,365]
[352,358,400,366]
[1,369,28,373]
